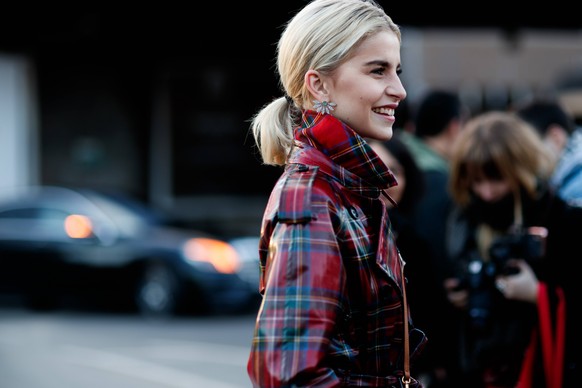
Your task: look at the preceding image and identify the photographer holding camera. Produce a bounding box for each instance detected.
[442,111,581,387]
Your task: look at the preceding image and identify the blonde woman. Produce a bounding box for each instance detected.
[247,0,427,386]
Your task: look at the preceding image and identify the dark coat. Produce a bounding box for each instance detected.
[445,189,581,387]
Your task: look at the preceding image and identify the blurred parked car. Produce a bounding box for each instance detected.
[0,185,260,317]
[228,235,261,298]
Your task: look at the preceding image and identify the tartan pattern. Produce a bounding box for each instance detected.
[248,113,425,387]
[296,111,397,190]
[277,164,316,223]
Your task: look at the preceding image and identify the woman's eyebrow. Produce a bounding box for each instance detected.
[364,59,389,67]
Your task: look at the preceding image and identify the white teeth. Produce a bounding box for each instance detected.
[373,107,394,115]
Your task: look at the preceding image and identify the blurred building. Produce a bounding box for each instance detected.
[0,4,581,236]
[400,28,582,116]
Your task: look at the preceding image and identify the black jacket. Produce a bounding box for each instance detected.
[445,189,581,387]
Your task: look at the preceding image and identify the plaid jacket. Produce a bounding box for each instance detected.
[248,113,427,387]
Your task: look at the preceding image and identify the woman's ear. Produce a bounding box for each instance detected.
[305,70,329,102]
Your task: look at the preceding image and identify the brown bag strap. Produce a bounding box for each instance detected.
[400,254,411,387]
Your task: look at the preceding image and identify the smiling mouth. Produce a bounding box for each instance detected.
[372,107,395,116]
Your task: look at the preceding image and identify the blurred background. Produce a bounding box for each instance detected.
[1,2,580,238]
[0,3,581,387]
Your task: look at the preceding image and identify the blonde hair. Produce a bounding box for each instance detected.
[449,111,556,206]
[251,0,401,166]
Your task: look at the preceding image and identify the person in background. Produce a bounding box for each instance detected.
[247,0,426,386]
[399,89,470,282]
[370,135,456,388]
[515,97,582,206]
[443,111,581,387]
[369,135,423,214]
[398,89,470,388]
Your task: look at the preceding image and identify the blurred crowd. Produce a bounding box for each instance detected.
[372,89,581,387]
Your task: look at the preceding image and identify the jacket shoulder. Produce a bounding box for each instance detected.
[277,164,334,224]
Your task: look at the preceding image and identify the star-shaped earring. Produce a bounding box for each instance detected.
[313,100,337,115]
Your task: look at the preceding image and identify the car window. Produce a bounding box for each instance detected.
[0,207,72,242]
[86,194,149,235]
[0,208,39,219]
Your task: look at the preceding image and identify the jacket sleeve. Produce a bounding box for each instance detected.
[248,168,345,387]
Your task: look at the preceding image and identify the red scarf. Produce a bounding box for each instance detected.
[517,283,566,388]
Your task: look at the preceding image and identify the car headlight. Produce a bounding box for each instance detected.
[64,214,94,238]
[183,237,241,274]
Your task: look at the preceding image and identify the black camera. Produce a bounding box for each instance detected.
[488,226,548,271]
[458,226,547,332]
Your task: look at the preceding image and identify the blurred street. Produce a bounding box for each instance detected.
[0,299,258,388]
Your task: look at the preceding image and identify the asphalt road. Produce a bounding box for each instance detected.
[0,300,259,388]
